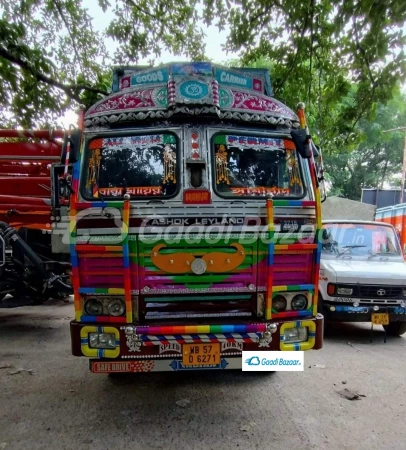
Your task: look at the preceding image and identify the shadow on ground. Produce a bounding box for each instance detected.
[323,320,405,346]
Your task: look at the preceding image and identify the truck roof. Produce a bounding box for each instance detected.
[84,62,299,130]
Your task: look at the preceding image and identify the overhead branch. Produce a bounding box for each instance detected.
[0,46,109,103]
[352,16,376,87]
[274,8,310,96]
[124,0,189,49]
[249,5,273,27]
[308,0,315,110]
[51,0,83,73]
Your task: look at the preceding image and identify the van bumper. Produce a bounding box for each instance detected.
[323,302,406,322]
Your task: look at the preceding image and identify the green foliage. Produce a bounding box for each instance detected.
[0,0,206,127]
[323,90,406,200]
[107,0,206,63]
[213,0,406,129]
[0,1,111,126]
[0,0,405,173]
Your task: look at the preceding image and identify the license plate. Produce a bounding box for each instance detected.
[280,219,302,232]
[371,313,389,325]
[182,343,221,366]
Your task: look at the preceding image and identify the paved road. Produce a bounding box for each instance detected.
[1,299,405,450]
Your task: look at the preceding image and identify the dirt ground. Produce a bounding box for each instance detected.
[1,298,405,450]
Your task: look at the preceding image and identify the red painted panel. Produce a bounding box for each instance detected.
[0,142,60,158]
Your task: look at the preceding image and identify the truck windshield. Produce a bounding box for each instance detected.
[321,223,401,256]
[82,133,178,198]
[212,134,305,198]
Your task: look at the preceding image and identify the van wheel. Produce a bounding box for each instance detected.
[383,322,406,336]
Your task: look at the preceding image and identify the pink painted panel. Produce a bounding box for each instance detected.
[257,253,313,287]
[78,257,139,290]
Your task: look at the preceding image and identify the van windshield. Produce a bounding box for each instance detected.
[321,223,401,257]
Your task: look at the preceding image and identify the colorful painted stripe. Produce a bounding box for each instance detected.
[122,199,133,323]
[133,324,267,335]
[271,310,313,318]
[79,287,125,294]
[80,315,126,323]
[274,244,318,251]
[75,201,126,209]
[272,200,315,207]
[272,284,315,292]
[266,197,274,320]
[75,244,123,252]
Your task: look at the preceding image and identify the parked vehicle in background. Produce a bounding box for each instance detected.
[0,130,73,305]
[376,203,406,255]
[319,220,406,336]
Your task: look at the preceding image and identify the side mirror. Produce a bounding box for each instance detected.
[290,129,312,159]
[61,128,82,164]
[69,129,82,163]
[51,164,73,219]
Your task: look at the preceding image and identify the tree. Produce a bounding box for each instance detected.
[323,90,406,200]
[1,0,406,133]
[0,0,205,127]
[216,0,406,134]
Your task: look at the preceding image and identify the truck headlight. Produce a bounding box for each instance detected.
[402,289,406,297]
[283,327,308,343]
[84,298,103,315]
[108,298,126,316]
[337,287,353,295]
[273,295,287,312]
[89,333,116,349]
[291,294,308,311]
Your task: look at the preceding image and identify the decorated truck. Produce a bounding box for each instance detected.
[59,62,324,373]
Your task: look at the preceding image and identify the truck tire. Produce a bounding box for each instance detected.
[383,322,406,337]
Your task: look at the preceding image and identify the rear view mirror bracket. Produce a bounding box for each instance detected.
[290,129,312,159]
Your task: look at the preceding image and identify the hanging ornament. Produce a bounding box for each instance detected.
[215,144,230,184]
[87,148,101,187]
[285,149,302,187]
[162,144,177,184]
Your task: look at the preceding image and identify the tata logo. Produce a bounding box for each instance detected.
[245,356,260,366]
[377,289,386,296]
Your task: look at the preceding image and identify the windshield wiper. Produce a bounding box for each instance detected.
[336,245,366,257]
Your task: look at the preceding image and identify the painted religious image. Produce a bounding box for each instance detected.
[213,134,304,197]
[85,134,178,198]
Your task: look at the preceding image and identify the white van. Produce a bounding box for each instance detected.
[319,220,406,336]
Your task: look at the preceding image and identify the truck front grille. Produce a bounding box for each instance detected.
[141,293,256,321]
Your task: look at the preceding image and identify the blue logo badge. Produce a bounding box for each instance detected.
[245,356,260,366]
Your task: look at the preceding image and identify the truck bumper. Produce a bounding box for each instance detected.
[323,303,406,322]
[70,315,324,373]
